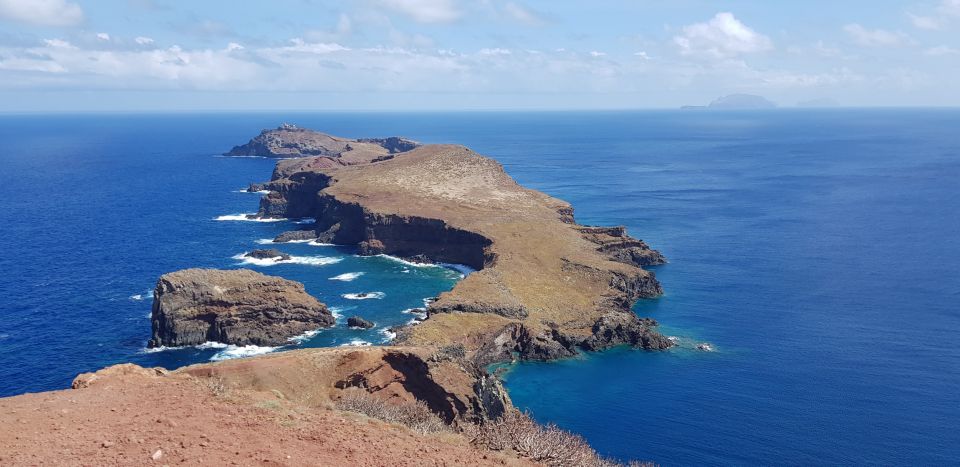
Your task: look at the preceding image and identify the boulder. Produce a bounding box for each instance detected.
[244,249,291,261]
[347,316,375,329]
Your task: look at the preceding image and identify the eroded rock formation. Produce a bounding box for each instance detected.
[149,268,334,347]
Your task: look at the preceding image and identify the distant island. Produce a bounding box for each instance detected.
[683,93,778,110]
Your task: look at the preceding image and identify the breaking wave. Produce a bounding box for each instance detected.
[379,328,397,342]
[342,292,385,300]
[232,253,342,267]
[129,290,154,301]
[209,344,278,361]
[339,339,372,347]
[367,254,475,276]
[330,272,364,281]
[215,213,287,222]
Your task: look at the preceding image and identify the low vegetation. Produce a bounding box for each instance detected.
[334,390,450,435]
[468,410,655,467]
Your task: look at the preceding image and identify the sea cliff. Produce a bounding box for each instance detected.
[256,138,671,363]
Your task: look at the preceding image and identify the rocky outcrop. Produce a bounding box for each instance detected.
[148,268,334,347]
[225,124,419,160]
[273,229,318,243]
[249,140,671,363]
[347,316,375,329]
[244,249,291,261]
[577,226,667,267]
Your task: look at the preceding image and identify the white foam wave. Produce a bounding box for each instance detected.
[342,292,385,300]
[288,329,320,344]
[367,254,474,276]
[328,306,345,320]
[439,263,477,276]
[129,290,154,301]
[309,241,337,246]
[339,339,372,347]
[234,189,271,194]
[330,272,364,282]
[215,213,287,222]
[379,328,397,342]
[232,253,342,267]
[370,254,435,268]
[293,218,316,225]
[141,341,229,354]
[257,238,315,245]
[210,344,278,361]
[401,307,428,319]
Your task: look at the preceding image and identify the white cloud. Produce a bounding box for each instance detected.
[673,12,773,59]
[43,38,74,49]
[843,24,909,47]
[924,45,959,56]
[503,2,543,25]
[378,0,460,24]
[939,0,960,17]
[589,51,606,57]
[0,0,83,26]
[226,42,244,52]
[478,47,511,55]
[135,37,155,45]
[96,33,110,41]
[908,14,941,30]
[634,51,651,60]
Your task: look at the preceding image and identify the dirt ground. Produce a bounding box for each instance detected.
[0,365,531,466]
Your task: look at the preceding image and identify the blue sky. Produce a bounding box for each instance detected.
[0,0,958,111]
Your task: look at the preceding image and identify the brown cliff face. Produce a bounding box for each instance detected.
[149,268,335,348]
[257,141,671,362]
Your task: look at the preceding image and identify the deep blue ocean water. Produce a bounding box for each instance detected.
[1,110,958,465]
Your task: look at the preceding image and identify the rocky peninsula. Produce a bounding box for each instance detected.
[149,268,334,347]
[0,126,670,466]
[254,130,671,362]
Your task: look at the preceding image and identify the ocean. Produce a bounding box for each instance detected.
[1,110,957,465]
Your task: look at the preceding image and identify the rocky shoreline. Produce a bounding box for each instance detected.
[250,130,671,365]
[0,126,673,466]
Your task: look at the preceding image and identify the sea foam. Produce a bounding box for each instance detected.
[129,290,154,301]
[329,272,364,281]
[256,238,315,245]
[367,254,475,276]
[232,253,342,267]
[209,344,278,361]
[342,292,385,300]
[339,339,372,347]
[215,213,287,222]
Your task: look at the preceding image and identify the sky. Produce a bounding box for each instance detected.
[0,0,958,111]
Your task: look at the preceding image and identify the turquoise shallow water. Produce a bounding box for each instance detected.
[1,110,958,465]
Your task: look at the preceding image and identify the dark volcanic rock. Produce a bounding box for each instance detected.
[358,136,420,154]
[244,249,291,261]
[273,230,318,243]
[148,268,334,347]
[577,226,667,267]
[347,316,375,329]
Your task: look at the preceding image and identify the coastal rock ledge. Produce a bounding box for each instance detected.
[148,268,334,348]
